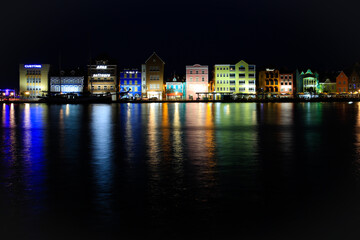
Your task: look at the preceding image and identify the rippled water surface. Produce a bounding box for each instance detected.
[1,102,360,240]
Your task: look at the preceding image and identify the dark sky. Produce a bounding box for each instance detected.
[2,0,360,88]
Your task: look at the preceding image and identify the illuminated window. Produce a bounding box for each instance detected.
[124,80,127,84]
[98,86,101,90]
[135,80,137,84]
[104,86,107,90]
[130,80,132,85]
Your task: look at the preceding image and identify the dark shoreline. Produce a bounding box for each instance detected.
[1,97,359,104]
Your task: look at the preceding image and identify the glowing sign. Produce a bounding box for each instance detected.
[266,68,274,71]
[93,74,110,77]
[96,65,107,69]
[25,65,42,68]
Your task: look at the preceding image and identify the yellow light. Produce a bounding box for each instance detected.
[10,92,14,96]
[25,92,30,95]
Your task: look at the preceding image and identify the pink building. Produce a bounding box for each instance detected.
[186,64,209,100]
[280,73,294,95]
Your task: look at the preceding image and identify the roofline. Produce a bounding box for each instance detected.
[145,52,165,64]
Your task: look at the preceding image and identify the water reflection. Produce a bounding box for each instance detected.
[0,102,359,239]
[90,104,114,216]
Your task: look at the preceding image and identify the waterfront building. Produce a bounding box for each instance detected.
[19,64,50,98]
[87,59,117,96]
[119,69,142,99]
[279,73,294,95]
[185,64,209,100]
[296,69,319,93]
[319,79,337,93]
[166,75,186,100]
[0,89,16,99]
[347,63,360,93]
[214,60,256,98]
[50,69,84,95]
[258,69,280,94]
[142,52,165,100]
[336,71,348,93]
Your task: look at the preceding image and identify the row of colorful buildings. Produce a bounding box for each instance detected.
[18,53,360,100]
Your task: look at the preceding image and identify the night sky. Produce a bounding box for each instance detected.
[2,0,360,88]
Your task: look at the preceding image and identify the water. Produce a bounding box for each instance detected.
[1,102,360,240]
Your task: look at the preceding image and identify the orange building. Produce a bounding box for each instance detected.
[258,69,280,94]
[336,71,348,93]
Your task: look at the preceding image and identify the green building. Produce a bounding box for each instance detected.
[296,69,319,93]
[214,60,256,98]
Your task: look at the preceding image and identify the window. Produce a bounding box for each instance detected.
[230,73,235,78]
[343,81,346,85]
[196,71,198,74]
[98,86,101,90]
[202,70,204,74]
[129,80,132,85]
[266,80,269,85]
[124,80,127,84]
[104,86,108,90]
[202,77,205,81]
[248,73,255,78]
[239,80,245,84]
[196,77,199,82]
[190,77,193,81]
[239,73,245,78]
[239,66,246,71]
[248,65,255,71]
[249,88,255,91]
[239,87,245,92]
[190,70,193,74]
[217,80,219,84]
[110,86,114,90]
[281,82,283,85]
[135,80,137,84]
[217,87,219,91]
[249,80,255,84]
[289,82,292,85]
[230,87,235,91]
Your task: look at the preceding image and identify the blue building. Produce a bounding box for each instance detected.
[119,69,142,99]
[166,75,186,100]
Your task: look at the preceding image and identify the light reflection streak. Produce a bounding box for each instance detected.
[90,105,114,214]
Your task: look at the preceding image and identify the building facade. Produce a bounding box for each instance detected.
[19,64,50,98]
[319,79,337,93]
[279,73,294,95]
[166,76,186,100]
[185,64,209,100]
[50,69,84,95]
[119,69,142,99]
[348,66,360,93]
[296,69,319,93]
[258,69,280,94]
[87,60,117,95]
[336,71,348,93]
[214,60,256,96]
[142,52,165,100]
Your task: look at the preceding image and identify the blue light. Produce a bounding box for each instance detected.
[24,64,42,68]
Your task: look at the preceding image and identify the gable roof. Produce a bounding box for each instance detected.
[145,52,165,64]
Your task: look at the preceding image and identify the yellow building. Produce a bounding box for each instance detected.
[214,60,256,96]
[19,64,50,98]
[142,52,165,100]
